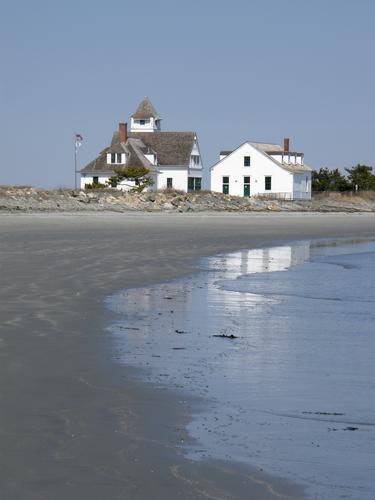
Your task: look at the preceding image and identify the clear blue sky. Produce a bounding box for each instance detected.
[1,0,374,187]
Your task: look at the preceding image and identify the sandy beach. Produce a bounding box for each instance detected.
[1,212,374,500]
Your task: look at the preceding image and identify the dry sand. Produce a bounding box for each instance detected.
[0,212,374,500]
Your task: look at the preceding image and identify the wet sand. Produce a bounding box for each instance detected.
[0,212,374,500]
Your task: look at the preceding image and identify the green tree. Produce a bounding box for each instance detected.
[107,166,154,192]
[345,164,375,191]
[312,168,350,192]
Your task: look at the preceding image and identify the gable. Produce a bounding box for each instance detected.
[211,141,312,173]
[211,142,259,170]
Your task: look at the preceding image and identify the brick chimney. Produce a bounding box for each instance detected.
[284,137,290,153]
[119,122,128,143]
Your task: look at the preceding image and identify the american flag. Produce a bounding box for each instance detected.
[75,133,83,149]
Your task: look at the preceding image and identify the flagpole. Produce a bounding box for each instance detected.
[74,135,77,190]
[74,133,83,190]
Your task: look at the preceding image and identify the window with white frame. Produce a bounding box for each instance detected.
[265,176,272,191]
[244,156,251,167]
[111,153,122,164]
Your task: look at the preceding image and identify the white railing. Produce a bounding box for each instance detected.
[255,192,311,201]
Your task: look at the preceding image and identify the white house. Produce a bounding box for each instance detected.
[210,138,312,200]
[80,97,203,192]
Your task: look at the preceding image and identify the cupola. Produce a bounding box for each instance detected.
[130,96,161,133]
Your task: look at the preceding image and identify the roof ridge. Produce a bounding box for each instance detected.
[250,140,280,145]
[211,140,312,173]
[130,130,196,135]
[127,141,155,170]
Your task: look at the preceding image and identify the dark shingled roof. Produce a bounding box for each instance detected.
[126,138,155,170]
[81,129,196,173]
[128,131,195,166]
[81,138,156,174]
[131,97,161,120]
[81,148,115,174]
[108,132,126,153]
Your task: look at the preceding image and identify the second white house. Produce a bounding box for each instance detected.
[210,138,312,200]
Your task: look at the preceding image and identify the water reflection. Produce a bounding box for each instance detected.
[208,243,310,279]
[205,243,310,311]
[107,239,375,500]
[108,243,312,397]
[112,243,311,317]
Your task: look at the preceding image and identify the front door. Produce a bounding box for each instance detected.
[244,176,250,196]
[223,176,229,194]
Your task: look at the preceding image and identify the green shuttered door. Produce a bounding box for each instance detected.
[244,176,250,196]
[223,176,229,194]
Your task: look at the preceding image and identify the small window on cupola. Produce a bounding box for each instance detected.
[191,155,200,166]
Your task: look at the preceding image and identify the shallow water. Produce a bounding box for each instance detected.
[107,239,375,499]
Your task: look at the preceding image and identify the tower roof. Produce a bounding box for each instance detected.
[131,96,161,120]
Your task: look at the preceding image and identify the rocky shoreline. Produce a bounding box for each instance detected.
[1,186,375,213]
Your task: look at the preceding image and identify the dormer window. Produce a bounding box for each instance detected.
[111,153,122,164]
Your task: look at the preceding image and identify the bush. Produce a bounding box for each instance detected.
[85,181,107,189]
